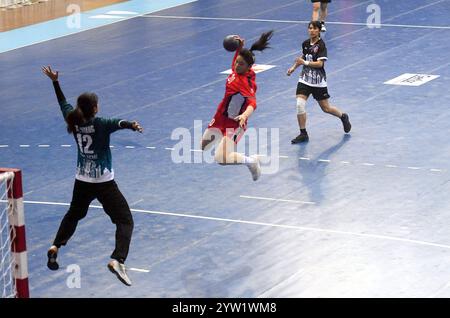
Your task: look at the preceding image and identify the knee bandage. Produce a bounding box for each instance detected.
[296,98,306,115]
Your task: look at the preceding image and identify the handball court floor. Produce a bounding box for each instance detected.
[1,0,450,297]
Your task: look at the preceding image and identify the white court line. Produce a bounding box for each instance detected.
[240,195,316,205]
[1,144,447,174]
[66,0,369,104]
[0,0,199,55]
[142,15,450,30]
[6,199,450,251]
[130,199,144,206]
[129,268,150,273]
[61,145,72,148]
[112,1,371,119]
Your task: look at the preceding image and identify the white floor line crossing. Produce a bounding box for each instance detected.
[129,268,150,273]
[240,195,316,205]
[142,15,450,30]
[7,199,450,251]
[0,144,447,174]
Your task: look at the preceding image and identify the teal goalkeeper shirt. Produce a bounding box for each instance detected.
[59,100,124,183]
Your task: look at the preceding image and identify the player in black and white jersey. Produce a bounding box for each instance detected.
[287,21,351,144]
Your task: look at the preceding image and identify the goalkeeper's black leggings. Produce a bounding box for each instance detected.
[53,179,134,263]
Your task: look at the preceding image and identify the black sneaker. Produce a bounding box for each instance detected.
[291,133,309,144]
[47,246,59,271]
[341,113,351,133]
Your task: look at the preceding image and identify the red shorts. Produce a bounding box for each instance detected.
[207,113,246,144]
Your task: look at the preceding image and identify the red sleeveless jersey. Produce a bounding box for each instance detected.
[208,48,257,137]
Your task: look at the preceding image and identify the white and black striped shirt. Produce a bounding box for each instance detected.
[298,38,328,88]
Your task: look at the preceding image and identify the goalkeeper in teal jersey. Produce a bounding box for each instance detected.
[42,66,143,286]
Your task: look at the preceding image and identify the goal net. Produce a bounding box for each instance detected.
[0,169,29,298]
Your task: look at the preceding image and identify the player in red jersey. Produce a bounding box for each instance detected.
[201,31,274,181]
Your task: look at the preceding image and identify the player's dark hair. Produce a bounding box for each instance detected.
[308,20,322,30]
[239,30,274,66]
[66,92,98,133]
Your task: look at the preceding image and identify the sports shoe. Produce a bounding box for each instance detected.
[108,260,132,286]
[47,246,59,270]
[247,155,261,181]
[341,113,351,133]
[291,133,309,144]
[320,21,327,32]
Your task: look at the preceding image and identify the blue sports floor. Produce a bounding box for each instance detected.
[1,0,450,297]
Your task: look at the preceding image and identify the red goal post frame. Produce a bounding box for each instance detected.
[0,168,29,298]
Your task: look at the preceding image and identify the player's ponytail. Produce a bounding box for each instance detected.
[66,92,98,133]
[239,30,274,66]
[250,30,274,52]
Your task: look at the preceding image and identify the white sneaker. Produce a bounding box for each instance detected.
[108,260,132,286]
[247,155,261,181]
[320,22,327,32]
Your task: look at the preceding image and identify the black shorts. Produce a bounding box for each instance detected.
[311,0,331,3]
[296,82,330,101]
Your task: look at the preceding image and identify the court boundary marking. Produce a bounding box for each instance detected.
[3,199,450,251]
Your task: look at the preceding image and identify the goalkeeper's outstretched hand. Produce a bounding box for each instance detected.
[42,66,59,82]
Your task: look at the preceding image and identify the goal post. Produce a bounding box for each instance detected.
[0,168,29,298]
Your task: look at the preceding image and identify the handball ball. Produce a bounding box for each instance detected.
[223,35,240,52]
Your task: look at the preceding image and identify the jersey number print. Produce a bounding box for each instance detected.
[76,134,94,154]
